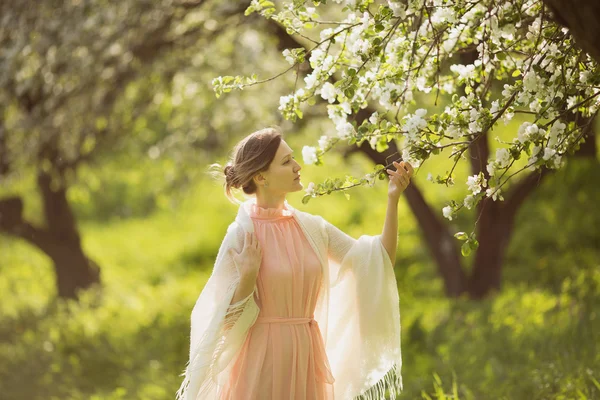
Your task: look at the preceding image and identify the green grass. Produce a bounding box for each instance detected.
[0,140,599,399]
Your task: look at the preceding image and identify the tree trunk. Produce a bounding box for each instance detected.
[37,172,101,299]
[466,200,511,299]
[0,173,101,300]
[543,0,600,64]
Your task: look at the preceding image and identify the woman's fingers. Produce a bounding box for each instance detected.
[405,162,414,177]
[387,165,411,188]
[392,161,406,177]
[386,168,405,185]
[392,162,410,183]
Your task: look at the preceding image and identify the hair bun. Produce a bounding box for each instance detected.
[224,164,236,185]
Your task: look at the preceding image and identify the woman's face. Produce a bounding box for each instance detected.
[256,140,303,194]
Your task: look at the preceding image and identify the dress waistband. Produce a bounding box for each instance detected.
[255,316,315,325]
[254,314,335,384]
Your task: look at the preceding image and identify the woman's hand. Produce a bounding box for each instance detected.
[386,161,414,202]
[229,231,262,283]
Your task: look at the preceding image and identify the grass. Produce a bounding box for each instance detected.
[0,134,599,399]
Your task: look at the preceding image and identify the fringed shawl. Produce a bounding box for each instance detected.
[176,197,402,400]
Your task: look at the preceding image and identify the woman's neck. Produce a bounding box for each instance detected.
[255,193,286,210]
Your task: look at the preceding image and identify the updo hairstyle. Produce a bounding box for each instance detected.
[208,127,283,204]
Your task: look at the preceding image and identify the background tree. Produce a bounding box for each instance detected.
[0,0,260,299]
[214,0,599,298]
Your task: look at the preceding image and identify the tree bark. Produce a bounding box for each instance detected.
[543,0,600,64]
[0,173,101,300]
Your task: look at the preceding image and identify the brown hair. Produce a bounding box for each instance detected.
[208,127,283,204]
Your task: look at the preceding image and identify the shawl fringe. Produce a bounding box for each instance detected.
[355,363,403,400]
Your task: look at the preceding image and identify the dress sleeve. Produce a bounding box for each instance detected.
[210,227,260,379]
[322,217,357,265]
[221,289,258,335]
[176,223,260,400]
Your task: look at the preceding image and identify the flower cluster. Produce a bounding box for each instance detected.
[216,0,600,222]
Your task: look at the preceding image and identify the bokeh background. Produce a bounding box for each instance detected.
[1,1,599,399]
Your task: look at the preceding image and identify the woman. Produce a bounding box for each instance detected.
[176,127,413,400]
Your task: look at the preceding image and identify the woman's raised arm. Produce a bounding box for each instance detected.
[382,160,414,263]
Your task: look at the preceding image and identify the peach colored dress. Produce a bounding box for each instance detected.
[220,203,335,400]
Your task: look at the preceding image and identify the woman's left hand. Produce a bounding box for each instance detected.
[387,161,414,201]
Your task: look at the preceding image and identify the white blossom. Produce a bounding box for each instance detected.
[486,162,496,177]
[552,154,563,169]
[403,108,427,139]
[282,49,295,65]
[580,71,591,84]
[305,182,316,196]
[387,0,406,18]
[369,111,379,124]
[495,148,510,168]
[336,121,355,139]
[464,194,476,209]
[466,174,486,195]
[443,206,453,220]
[485,186,504,201]
[503,110,514,125]
[542,147,556,161]
[304,73,318,90]
[450,64,476,81]
[308,48,326,69]
[318,135,329,150]
[320,82,337,103]
[490,100,500,115]
[523,70,543,92]
[278,94,294,113]
[302,145,318,165]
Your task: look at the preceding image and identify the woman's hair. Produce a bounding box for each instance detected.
[208,126,283,204]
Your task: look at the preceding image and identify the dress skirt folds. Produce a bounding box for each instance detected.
[219,203,335,400]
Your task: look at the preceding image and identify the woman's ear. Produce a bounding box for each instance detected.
[254,173,267,187]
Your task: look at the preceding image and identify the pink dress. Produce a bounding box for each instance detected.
[220,203,335,400]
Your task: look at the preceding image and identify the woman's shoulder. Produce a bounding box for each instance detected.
[294,209,328,233]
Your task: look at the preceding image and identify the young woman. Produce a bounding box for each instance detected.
[176,127,413,400]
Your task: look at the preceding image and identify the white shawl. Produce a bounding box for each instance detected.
[176,197,402,400]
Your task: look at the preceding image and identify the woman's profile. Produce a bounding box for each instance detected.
[176,127,413,400]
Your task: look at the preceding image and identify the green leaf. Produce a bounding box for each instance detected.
[454,231,468,241]
[461,241,472,257]
[512,69,521,77]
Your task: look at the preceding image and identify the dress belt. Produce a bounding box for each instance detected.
[255,316,315,325]
[253,314,335,384]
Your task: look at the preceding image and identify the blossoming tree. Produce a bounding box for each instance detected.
[0,0,249,299]
[213,0,599,298]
